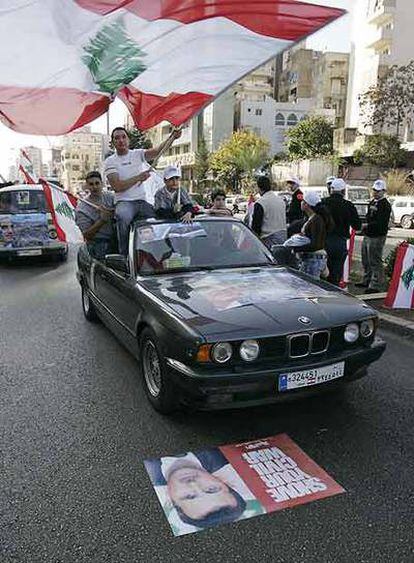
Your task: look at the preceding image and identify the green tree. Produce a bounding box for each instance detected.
[126,127,152,150]
[285,115,334,160]
[353,134,408,168]
[359,61,414,137]
[193,137,210,193]
[210,130,270,191]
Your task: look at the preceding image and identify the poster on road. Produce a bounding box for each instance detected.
[144,434,344,536]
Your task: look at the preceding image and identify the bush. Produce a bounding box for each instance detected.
[382,169,414,196]
[385,238,414,281]
[353,134,408,168]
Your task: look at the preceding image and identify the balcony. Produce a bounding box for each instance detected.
[368,0,396,26]
[367,24,393,50]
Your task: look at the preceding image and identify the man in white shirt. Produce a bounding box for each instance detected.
[104,126,181,255]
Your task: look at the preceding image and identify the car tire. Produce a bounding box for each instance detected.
[81,284,99,322]
[401,215,413,229]
[139,328,179,414]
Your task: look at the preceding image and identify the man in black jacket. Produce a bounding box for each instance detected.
[286,176,304,225]
[356,180,392,293]
[323,178,361,285]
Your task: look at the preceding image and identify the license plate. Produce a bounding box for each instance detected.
[278,362,345,392]
[17,249,42,256]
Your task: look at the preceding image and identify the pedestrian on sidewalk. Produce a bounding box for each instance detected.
[286,176,304,225]
[356,180,392,294]
[323,178,361,286]
[251,176,287,248]
[104,127,181,255]
[293,191,334,279]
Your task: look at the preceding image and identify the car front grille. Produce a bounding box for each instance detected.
[288,331,330,359]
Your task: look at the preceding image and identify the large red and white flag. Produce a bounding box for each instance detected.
[0,1,344,135]
[41,180,84,244]
[384,242,414,309]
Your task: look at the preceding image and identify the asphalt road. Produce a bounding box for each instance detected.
[1,249,413,563]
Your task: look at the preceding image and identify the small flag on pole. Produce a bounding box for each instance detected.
[384,242,414,309]
[19,149,37,184]
[340,229,356,290]
[40,179,83,244]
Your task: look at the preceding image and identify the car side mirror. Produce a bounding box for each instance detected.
[105,254,130,274]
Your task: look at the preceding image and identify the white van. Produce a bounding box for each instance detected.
[0,184,68,260]
[388,196,414,229]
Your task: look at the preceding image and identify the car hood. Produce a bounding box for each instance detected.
[140,267,375,341]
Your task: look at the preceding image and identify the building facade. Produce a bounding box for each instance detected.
[236,97,335,156]
[278,48,349,129]
[60,127,108,193]
[236,60,277,101]
[343,0,414,153]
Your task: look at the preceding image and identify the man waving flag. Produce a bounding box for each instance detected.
[0,1,345,135]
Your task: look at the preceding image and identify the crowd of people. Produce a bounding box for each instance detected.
[75,126,392,293]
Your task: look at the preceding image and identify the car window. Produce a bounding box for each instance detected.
[395,202,408,207]
[347,188,370,202]
[134,220,273,275]
[0,190,48,214]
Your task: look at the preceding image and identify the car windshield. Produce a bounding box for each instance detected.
[0,189,48,214]
[134,220,274,275]
[347,188,370,202]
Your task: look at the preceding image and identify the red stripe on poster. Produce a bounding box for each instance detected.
[0,85,110,135]
[75,0,345,41]
[118,87,213,129]
[384,242,408,308]
[220,434,344,513]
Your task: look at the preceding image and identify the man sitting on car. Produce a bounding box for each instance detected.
[75,171,116,260]
[154,166,193,223]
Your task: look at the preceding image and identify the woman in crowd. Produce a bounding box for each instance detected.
[294,191,334,279]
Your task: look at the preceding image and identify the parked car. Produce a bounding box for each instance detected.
[0,184,68,261]
[77,217,386,413]
[388,196,414,229]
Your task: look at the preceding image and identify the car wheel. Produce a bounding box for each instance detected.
[401,215,413,229]
[81,284,99,322]
[140,328,178,413]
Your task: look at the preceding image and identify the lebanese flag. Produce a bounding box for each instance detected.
[41,179,84,243]
[0,1,344,135]
[340,229,355,290]
[384,243,414,309]
[246,194,256,227]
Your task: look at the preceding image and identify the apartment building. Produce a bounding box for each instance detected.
[60,127,108,193]
[236,97,335,156]
[278,48,349,129]
[340,0,414,154]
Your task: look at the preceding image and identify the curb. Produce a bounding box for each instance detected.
[356,294,414,337]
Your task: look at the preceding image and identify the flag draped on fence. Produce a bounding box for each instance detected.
[384,242,414,309]
[0,1,344,135]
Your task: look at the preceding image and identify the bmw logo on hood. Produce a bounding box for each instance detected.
[298,316,311,325]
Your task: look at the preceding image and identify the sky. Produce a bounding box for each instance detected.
[0,0,353,179]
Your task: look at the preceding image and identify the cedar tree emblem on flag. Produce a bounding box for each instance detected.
[82,19,146,94]
[401,262,414,290]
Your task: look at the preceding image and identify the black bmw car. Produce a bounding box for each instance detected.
[77,217,386,413]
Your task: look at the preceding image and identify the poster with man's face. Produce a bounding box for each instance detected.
[144,434,344,536]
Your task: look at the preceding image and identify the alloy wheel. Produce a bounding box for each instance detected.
[143,340,162,397]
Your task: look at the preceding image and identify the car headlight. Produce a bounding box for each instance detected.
[240,340,260,362]
[211,342,233,364]
[344,323,359,343]
[360,319,375,338]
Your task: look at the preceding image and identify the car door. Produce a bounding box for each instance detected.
[94,257,139,343]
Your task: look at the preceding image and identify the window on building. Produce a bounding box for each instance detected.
[287,113,298,126]
[331,78,342,96]
[255,108,263,116]
[275,113,285,126]
[247,108,251,113]
[72,165,80,172]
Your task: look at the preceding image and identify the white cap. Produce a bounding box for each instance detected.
[331,178,347,192]
[373,179,386,191]
[326,176,336,184]
[303,191,321,207]
[286,176,300,187]
[164,165,181,180]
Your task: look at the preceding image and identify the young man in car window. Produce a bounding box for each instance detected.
[207,189,232,216]
[75,171,116,260]
[154,166,193,223]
